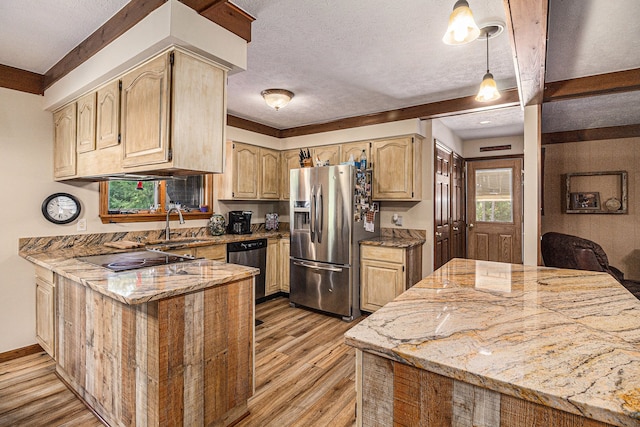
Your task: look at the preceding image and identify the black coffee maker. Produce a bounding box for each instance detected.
[228,211,252,234]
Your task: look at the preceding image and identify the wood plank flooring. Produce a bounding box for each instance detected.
[0,297,363,427]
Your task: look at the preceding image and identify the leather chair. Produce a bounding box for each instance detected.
[541,232,640,299]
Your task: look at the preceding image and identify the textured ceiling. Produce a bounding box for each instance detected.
[1,0,639,140]
[0,0,130,73]
[227,0,516,131]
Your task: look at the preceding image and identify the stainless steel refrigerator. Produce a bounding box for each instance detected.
[289,164,379,321]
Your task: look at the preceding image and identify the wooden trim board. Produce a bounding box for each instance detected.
[0,343,44,364]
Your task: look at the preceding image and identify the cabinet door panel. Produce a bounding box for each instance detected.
[341,141,370,165]
[281,149,301,200]
[36,278,55,358]
[372,137,413,199]
[195,245,226,261]
[76,93,96,153]
[233,143,259,199]
[121,53,170,167]
[279,239,290,293]
[312,145,341,166]
[360,259,404,312]
[96,81,120,150]
[53,103,77,179]
[260,148,280,199]
[266,239,279,295]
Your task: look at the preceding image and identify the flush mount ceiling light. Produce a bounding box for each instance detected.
[475,25,501,103]
[261,89,294,111]
[442,0,480,45]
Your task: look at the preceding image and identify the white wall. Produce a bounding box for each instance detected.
[463,135,524,158]
[0,87,209,353]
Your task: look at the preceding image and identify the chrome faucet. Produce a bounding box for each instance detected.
[165,207,185,240]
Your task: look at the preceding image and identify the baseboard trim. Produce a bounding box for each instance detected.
[0,343,44,363]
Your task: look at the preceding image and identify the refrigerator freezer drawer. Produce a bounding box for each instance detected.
[289,258,351,317]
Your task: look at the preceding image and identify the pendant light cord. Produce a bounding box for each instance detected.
[485,32,490,73]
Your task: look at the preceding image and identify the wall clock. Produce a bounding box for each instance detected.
[41,193,81,224]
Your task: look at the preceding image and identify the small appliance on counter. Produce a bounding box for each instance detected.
[228,210,252,234]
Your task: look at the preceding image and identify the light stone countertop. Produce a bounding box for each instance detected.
[24,251,259,305]
[359,236,425,248]
[345,258,640,427]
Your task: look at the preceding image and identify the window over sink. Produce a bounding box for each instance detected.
[99,175,213,223]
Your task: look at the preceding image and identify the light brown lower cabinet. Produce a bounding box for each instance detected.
[360,244,422,312]
[266,239,280,296]
[195,244,226,261]
[35,265,55,358]
[279,239,290,293]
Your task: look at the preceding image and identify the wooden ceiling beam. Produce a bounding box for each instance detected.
[543,68,640,102]
[199,2,254,43]
[542,124,640,145]
[0,64,44,95]
[227,115,280,138]
[42,0,252,91]
[43,0,166,90]
[277,89,520,138]
[502,0,548,106]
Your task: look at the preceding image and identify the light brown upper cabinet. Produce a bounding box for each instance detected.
[260,148,280,199]
[215,142,280,200]
[372,136,422,200]
[120,52,171,167]
[53,103,77,179]
[76,92,96,154]
[54,48,228,180]
[312,145,341,166]
[96,80,120,150]
[341,141,370,165]
[280,149,301,200]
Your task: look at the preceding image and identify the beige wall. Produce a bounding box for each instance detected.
[542,137,640,281]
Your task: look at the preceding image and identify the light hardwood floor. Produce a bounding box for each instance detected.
[0,297,363,426]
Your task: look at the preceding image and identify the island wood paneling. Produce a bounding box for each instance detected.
[357,350,615,427]
[55,274,253,427]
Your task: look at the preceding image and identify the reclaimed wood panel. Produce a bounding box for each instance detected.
[358,352,617,427]
[55,275,254,426]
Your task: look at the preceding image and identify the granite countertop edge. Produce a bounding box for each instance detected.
[359,236,426,248]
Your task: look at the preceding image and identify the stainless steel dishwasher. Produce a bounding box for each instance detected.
[227,239,267,301]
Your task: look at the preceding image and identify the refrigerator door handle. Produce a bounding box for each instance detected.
[292,261,343,273]
[317,184,323,244]
[310,185,316,243]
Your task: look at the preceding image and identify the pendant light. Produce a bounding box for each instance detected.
[442,0,480,45]
[475,28,501,102]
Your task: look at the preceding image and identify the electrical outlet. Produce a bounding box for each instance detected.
[77,218,87,232]
[395,215,403,226]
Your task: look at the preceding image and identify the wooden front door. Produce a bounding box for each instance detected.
[434,143,451,269]
[467,158,523,264]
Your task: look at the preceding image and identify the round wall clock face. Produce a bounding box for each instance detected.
[41,193,81,224]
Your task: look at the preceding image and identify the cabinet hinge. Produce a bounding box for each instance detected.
[117,134,121,144]
[168,149,173,161]
[118,80,122,91]
[169,51,175,65]
[411,191,414,198]
[233,143,235,149]
[232,192,235,197]
[369,142,372,148]
[403,266,405,272]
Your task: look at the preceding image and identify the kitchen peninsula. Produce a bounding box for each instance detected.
[346,258,640,427]
[20,233,262,427]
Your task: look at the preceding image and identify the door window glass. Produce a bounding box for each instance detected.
[475,168,513,222]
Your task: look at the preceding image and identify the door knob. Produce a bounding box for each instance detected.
[468,223,475,229]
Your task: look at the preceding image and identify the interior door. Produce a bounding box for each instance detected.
[451,153,466,259]
[434,143,451,269]
[467,158,523,264]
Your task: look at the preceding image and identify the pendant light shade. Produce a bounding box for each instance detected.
[261,89,294,111]
[476,72,501,102]
[475,30,501,102]
[442,0,480,45]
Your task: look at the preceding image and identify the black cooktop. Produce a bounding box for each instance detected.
[77,250,197,272]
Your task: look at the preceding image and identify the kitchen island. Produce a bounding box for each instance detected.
[345,258,640,427]
[22,247,259,427]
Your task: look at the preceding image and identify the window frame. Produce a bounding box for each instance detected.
[99,175,214,224]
